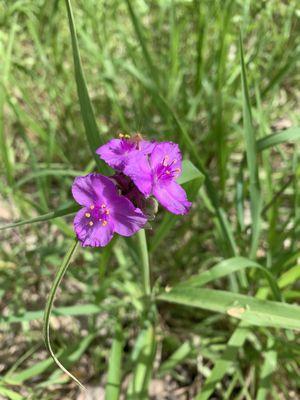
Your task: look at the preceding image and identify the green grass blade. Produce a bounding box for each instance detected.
[42,240,84,389]
[239,31,262,258]
[15,169,81,188]
[176,257,281,301]
[257,127,300,152]
[125,0,158,85]
[105,324,124,400]
[0,16,17,186]
[158,288,300,330]
[127,323,156,400]
[194,324,249,400]
[6,334,95,385]
[0,203,79,231]
[0,386,24,400]
[0,303,102,324]
[157,341,192,377]
[65,0,110,174]
[256,337,277,400]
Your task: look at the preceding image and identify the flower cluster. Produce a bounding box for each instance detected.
[72,134,191,247]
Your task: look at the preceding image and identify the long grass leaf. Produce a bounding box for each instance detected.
[65,0,110,174]
[1,303,102,324]
[105,324,124,400]
[125,0,158,85]
[176,257,282,301]
[0,203,79,231]
[158,288,300,330]
[257,127,300,152]
[0,17,17,186]
[239,31,262,258]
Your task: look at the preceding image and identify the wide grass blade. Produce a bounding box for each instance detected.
[176,257,281,301]
[65,0,110,174]
[0,303,102,324]
[42,240,84,389]
[239,31,262,258]
[158,288,300,330]
[105,324,124,400]
[0,203,79,231]
[257,127,300,152]
[0,386,24,400]
[127,323,156,400]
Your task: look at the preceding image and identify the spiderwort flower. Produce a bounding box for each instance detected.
[125,142,192,215]
[111,173,158,220]
[96,133,156,172]
[72,173,147,247]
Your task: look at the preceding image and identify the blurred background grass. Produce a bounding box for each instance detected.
[0,0,299,399]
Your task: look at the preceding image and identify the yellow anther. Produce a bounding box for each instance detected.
[174,168,181,173]
[102,220,108,226]
[118,133,125,138]
[88,221,94,226]
[101,204,106,208]
[90,205,95,210]
[85,212,91,218]
[166,170,171,174]
[124,134,131,138]
[105,209,110,215]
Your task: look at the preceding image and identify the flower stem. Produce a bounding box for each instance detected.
[136,229,151,296]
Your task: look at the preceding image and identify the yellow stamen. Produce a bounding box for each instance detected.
[125,134,131,138]
[88,221,94,226]
[118,133,124,138]
[174,168,181,173]
[85,212,91,218]
[166,170,171,174]
[105,209,110,215]
[102,220,108,226]
[90,205,95,210]
[101,204,106,208]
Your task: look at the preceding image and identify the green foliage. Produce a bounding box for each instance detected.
[0,0,299,399]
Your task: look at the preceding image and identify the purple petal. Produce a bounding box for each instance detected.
[74,207,114,247]
[150,141,182,173]
[72,173,120,207]
[139,139,157,154]
[110,196,147,237]
[124,153,153,196]
[96,139,136,171]
[153,181,192,215]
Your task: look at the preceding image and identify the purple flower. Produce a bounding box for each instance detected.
[72,173,147,247]
[96,133,156,172]
[111,172,158,220]
[124,142,191,215]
